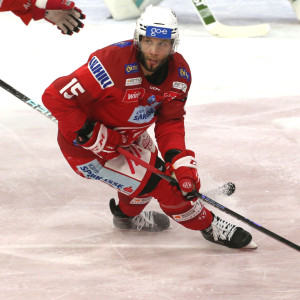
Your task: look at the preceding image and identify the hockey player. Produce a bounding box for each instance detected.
[42,5,257,249]
[0,0,85,35]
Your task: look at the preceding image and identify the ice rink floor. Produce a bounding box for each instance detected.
[0,1,300,299]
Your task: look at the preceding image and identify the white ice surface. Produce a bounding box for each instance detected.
[0,1,300,299]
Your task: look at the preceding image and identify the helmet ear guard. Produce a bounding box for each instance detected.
[134,5,180,53]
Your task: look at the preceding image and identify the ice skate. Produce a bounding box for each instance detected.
[201,213,257,249]
[110,198,170,232]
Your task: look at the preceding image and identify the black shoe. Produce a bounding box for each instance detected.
[201,213,257,249]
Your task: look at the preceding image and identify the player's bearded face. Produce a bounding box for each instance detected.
[139,37,173,74]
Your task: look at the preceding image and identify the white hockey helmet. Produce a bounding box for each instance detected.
[134,5,179,53]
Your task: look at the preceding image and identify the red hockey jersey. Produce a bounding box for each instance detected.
[42,40,192,158]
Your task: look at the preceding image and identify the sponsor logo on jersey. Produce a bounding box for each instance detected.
[130,197,152,205]
[76,159,139,194]
[164,91,181,100]
[128,102,160,124]
[172,81,187,93]
[146,26,172,39]
[123,88,145,103]
[172,200,204,222]
[112,41,132,47]
[88,56,114,89]
[125,77,142,86]
[125,63,140,74]
[150,86,160,91]
[178,67,190,82]
[147,95,156,105]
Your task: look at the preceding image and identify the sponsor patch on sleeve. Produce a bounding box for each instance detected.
[125,63,140,74]
[88,56,114,89]
[178,67,190,82]
[172,81,187,93]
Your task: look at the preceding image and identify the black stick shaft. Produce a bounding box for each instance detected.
[118,147,300,252]
[0,79,57,123]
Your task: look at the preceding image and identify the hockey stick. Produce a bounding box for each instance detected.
[117,147,300,252]
[191,0,271,38]
[2,78,299,251]
[0,79,58,123]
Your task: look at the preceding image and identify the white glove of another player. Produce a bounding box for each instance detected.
[45,8,85,35]
[34,1,85,35]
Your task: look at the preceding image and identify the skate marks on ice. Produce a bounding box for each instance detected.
[0,94,300,299]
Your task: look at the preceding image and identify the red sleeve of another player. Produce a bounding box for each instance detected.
[0,0,35,25]
[0,0,26,11]
[12,11,33,25]
[155,99,186,159]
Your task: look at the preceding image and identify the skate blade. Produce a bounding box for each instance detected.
[243,241,258,250]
